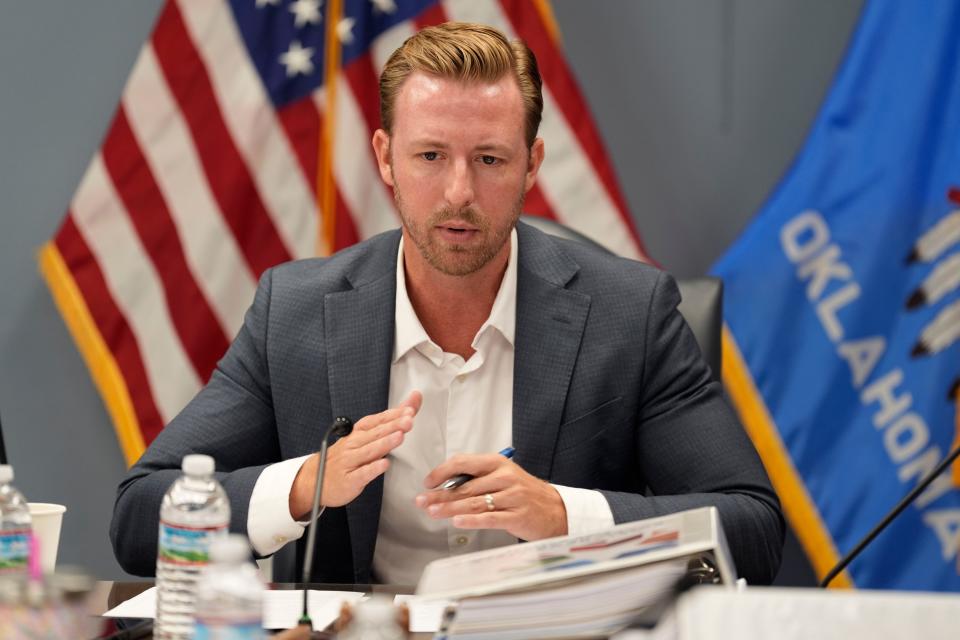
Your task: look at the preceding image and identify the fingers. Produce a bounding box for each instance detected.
[423,488,516,520]
[348,410,414,449]
[416,467,511,508]
[413,461,569,540]
[353,404,414,433]
[399,390,423,413]
[423,453,505,490]
[348,391,421,447]
[345,428,405,468]
[349,457,390,487]
[330,393,423,467]
[310,394,419,510]
[451,512,511,531]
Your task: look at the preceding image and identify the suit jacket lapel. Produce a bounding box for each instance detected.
[324,231,399,582]
[513,223,591,480]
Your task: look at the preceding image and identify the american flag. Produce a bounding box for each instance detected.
[39,0,649,466]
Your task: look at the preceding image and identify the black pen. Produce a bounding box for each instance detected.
[438,447,515,490]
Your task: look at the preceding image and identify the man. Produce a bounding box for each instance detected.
[110,23,783,585]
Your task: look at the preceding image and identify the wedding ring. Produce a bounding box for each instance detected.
[484,493,496,511]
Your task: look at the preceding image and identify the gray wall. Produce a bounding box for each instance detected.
[0,1,862,581]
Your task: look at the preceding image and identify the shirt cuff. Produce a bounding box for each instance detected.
[247,454,314,556]
[552,484,615,536]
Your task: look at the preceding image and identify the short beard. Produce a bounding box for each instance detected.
[395,188,524,277]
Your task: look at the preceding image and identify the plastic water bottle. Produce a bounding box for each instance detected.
[194,534,265,640]
[155,454,230,639]
[0,465,32,577]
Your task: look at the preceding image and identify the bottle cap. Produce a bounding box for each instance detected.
[209,534,250,564]
[182,454,214,476]
[0,465,12,484]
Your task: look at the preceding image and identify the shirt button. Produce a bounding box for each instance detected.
[455,535,469,546]
[273,535,287,544]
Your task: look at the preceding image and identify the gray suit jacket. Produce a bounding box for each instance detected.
[110,222,783,584]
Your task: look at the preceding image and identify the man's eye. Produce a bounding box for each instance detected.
[480,155,499,165]
[421,152,438,161]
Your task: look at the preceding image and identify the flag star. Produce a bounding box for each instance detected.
[279,40,315,77]
[255,0,280,7]
[337,16,356,44]
[370,0,397,14]
[289,0,322,28]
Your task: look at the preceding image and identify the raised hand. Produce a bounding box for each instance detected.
[289,391,422,519]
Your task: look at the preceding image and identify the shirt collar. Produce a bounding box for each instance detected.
[393,229,518,364]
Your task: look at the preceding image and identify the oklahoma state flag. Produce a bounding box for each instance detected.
[713,0,960,590]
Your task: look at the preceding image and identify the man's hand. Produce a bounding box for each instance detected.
[289,391,422,519]
[414,454,568,541]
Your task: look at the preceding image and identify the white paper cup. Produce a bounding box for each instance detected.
[28,503,66,574]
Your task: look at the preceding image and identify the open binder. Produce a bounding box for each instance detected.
[415,507,736,639]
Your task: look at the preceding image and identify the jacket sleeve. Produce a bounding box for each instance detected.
[599,271,785,585]
[109,269,281,577]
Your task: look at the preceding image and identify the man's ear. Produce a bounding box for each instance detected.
[524,137,545,193]
[372,129,394,187]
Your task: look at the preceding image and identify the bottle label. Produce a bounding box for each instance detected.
[158,521,227,565]
[194,621,263,640]
[0,529,31,573]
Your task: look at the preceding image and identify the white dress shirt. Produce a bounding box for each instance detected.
[246,230,614,583]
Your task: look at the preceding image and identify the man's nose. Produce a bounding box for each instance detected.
[444,160,475,210]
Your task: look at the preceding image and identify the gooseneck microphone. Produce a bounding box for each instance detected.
[820,440,960,587]
[298,416,353,630]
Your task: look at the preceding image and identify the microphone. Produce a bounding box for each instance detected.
[820,440,960,587]
[298,416,353,630]
[0,411,7,465]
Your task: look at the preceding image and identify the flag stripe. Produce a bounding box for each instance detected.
[276,90,368,252]
[334,188,362,249]
[54,218,166,447]
[320,92,400,240]
[343,53,382,134]
[123,44,258,339]
[102,109,230,382]
[338,54,404,241]
[71,154,202,422]
[277,96,322,192]
[174,0,317,261]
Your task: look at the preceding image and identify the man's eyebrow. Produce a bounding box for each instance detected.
[474,143,513,153]
[409,139,450,149]
[407,139,514,154]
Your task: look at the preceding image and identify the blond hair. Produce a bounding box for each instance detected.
[379,22,543,147]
